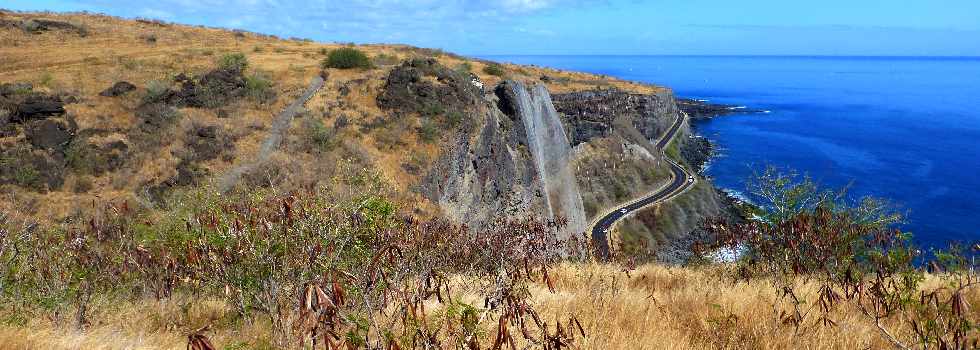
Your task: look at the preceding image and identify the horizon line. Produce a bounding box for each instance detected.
[473,54,980,59]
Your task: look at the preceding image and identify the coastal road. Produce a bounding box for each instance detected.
[590,112,696,259]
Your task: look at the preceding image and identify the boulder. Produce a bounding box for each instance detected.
[99,81,137,97]
[12,95,65,122]
[24,118,76,151]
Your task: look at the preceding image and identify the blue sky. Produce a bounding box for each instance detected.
[5,0,980,56]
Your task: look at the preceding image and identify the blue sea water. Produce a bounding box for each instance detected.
[483,55,980,248]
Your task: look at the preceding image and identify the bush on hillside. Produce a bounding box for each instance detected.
[698,166,978,349]
[143,79,171,103]
[0,169,596,348]
[321,48,372,69]
[217,52,248,71]
[482,63,506,77]
[244,72,275,102]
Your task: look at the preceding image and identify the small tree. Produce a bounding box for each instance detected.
[322,48,372,69]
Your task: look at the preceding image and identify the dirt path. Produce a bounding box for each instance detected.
[216,74,325,192]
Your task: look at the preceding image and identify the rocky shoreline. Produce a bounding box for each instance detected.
[656,97,757,264]
[676,98,767,120]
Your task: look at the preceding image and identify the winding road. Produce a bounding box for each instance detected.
[590,112,696,259]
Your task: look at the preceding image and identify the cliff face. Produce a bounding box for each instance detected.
[553,89,679,147]
[511,82,587,236]
[422,80,586,238]
[403,64,725,256]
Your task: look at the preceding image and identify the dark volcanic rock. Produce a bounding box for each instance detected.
[99,81,137,97]
[493,82,519,119]
[17,18,88,36]
[11,95,65,122]
[680,135,714,173]
[377,58,479,116]
[552,88,678,145]
[67,136,129,176]
[182,124,233,162]
[0,82,33,96]
[24,117,77,151]
[676,98,764,120]
[147,68,249,108]
[0,143,66,191]
[146,160,208,204]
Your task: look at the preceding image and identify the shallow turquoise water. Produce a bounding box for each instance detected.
[483,55,980,247]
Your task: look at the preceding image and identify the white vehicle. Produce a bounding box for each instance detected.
[619,208,628,214]
[688,175,695,183]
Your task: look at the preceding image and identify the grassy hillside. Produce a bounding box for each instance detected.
[3,10,977,350]
[0,10,663,224]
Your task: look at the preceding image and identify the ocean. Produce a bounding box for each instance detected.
[482,55,980,248]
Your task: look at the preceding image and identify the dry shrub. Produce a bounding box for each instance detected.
[697,166,980,349]
[0,165,599,349]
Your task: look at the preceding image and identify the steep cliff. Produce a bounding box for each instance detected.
[511,82,587,236]
[421,80,586,238]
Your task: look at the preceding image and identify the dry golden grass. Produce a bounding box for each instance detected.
[2,262,973,349]
[0,10,664,224]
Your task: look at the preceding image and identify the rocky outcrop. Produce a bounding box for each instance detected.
[1,84,67,123]
[99,81,137,97]
[0,83,78,192]
[145,66,272,109]
[25,117,76,151]
[377,58,479,116]
[420,80,587,238]
[676,98,764,120]
[680,135,714,173]
[511,82,588,237]
[552,89,679,146]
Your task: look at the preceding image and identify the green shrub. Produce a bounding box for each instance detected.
[218,53,248,71]
[421,103,444,117]
[321,48,372,70]
[305,117,335,151]
[143,79,171,103]
[38,72,54,87]
[418,119,439,143]
[442,111,463,129]
[244,73,275,102]
[454,62,473,75]
[482,64,506,77]
[13,167,39,187]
